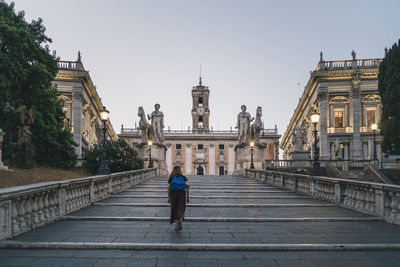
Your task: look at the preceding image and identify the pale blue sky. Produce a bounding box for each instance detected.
[8,0,400,137]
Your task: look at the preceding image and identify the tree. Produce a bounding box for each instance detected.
[0,2,77,168]
[83,139,143,175]
[378,40,400,155]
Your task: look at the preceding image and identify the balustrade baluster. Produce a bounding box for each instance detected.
[30,194,39,226]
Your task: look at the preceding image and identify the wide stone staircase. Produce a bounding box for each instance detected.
[1,175,400,266]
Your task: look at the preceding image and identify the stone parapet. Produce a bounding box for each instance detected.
[244,169,400,226]
[0,168,157,240]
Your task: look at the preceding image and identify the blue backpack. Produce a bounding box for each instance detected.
[170,176,186,191]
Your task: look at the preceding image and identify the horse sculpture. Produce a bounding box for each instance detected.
[137,106,152,143]
[251,106,263,143]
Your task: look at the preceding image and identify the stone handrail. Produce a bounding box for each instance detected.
[0,168,157,240]
[244,169,400,225]
[265,159,372,168]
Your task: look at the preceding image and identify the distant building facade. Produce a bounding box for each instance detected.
[54,58,117,159]
[281,52,383,161]
[120,78,281,175]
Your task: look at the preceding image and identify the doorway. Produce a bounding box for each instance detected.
[196,166,204,175]
[219,166,225,176]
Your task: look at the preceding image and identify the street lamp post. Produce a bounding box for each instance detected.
[371,123,378,162]
[148,140,153,168]
[250,141,255,169]
[310,111,324,176]
[98,107,110,175]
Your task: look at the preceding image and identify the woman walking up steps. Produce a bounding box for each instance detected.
[168,166,190,230]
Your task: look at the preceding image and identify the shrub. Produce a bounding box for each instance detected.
[83,139,143,175]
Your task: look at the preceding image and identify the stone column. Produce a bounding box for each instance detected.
[318,88,329,159]
[344,143,349,160]
[368,140,374,159]
[185,144,192,175]
[0,129,8,170]
[228,144,235,175]
[377,142,382,161]
[274,141,279,160]
[350,81,362,159]
[209,144,215,175]
[344,104,349,128]
[166,144,172,174]
[72,87,84,157]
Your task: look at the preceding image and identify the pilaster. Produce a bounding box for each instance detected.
[318,88,329,160]
[350,75,362,159]
[72,87,84,157]
[209,144,215,175]
[185,144,192,175]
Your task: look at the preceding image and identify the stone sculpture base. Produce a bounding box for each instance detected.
[137,142,168,176]
[234,143,266,176]
[289,150,311,167]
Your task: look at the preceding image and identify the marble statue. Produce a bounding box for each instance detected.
[137,106,152,143]
[251,106,262,143]
[334,138,343,160]
[236,105,253,144]
[292,126,307,151]
[148,103,164,144]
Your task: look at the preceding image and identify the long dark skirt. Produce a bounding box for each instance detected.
[170,191,186,224]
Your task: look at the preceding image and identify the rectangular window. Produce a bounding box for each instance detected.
[175,144,182,150]
[367,109,376,127]
[198,144,204,150]
[219,144,225,150]
[334,111,343,128]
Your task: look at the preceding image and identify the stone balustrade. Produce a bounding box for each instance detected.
[0,168,156,240]
[244,169,400,225]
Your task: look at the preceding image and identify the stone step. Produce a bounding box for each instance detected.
[62,216,382,222]
[109,195,310,199]
[92,203,336,208]
[123,189,292,193]
[2,241,400,251]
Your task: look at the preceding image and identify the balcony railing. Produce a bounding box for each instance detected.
[57,61,84,71]
[316,58,382,71]
[121,128,279,136]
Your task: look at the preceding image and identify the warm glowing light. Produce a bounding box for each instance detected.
[371,123,378,131]
[148,140,153,146]
[100,106,109,122]
[250,141,255,147]
[310,112,320,124]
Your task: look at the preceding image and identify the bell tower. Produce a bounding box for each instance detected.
[191,77,210,133]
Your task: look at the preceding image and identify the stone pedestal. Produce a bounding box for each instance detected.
[137,142,168,176]
[289,150,311,167]
[0,130,8,170]
[234,143,266,176]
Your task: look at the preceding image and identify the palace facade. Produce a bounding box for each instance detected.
[281,52,383,161]
[120,78,281,175]
[54,58,117,159]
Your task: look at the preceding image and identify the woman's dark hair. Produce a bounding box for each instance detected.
[169,166,183,178]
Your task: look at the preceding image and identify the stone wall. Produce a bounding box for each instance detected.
[0,168,156,240]
[244,169,400,225]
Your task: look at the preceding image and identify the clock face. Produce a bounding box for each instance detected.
[197,106,205,115]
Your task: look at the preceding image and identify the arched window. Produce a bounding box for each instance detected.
[198,97,203,105]
[198,116,203,122]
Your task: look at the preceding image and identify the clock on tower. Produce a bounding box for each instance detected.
[191,77,210,133]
